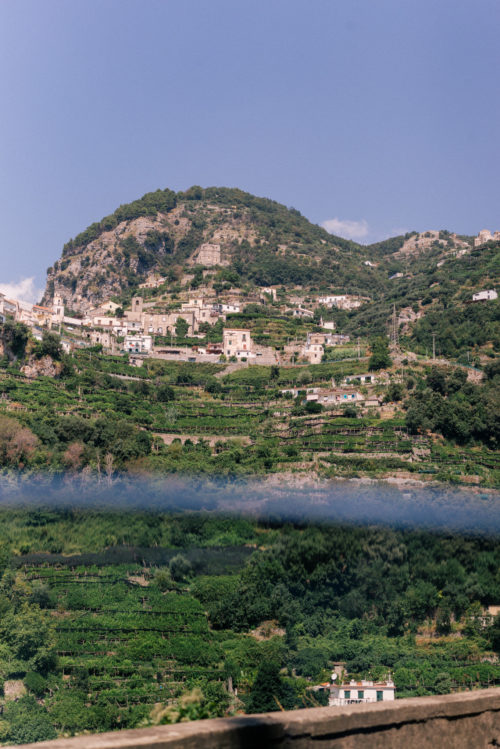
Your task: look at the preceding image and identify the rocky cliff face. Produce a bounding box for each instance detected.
[21,355,63,379]
[42,186,365,311]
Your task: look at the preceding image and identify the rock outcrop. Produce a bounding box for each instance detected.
[21,355,63,379]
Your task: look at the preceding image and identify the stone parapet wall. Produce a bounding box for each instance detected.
[11,688,500,749]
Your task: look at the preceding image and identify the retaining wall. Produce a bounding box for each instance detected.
[12,688,500,749]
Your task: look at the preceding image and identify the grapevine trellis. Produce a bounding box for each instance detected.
[22,562,226,723]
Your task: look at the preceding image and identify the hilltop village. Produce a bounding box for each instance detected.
[2,285,362,363]
[0,283,388,410]
[0,187,498,487]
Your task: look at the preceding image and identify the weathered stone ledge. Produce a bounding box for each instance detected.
[11,688,500,749]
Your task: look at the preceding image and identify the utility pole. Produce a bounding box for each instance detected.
[357,337,360,359]
[432,333,436,361]
[390,304,399,349]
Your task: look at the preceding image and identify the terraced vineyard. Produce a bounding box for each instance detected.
[0,347,498,485]
[22,563,225,730]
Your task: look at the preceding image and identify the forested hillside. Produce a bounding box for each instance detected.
[43,187,374,310]
[0,510,499,743]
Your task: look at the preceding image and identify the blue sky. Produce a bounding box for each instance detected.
[0,0,499,301]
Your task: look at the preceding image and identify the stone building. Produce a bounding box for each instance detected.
[223,328,253,358]
[474,230,500,247]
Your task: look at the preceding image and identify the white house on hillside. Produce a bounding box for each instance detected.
[472,290,497,302]
[124,334,153,354]
[328,679,395,706]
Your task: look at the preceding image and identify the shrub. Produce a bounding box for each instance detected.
[169,554,193,581]
[23,671,47,697]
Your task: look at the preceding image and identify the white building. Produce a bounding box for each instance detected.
[305,388,363,405]
[219,302,241,314]
[0,296,19,318]
[124,334,153,354]
[342,374,376,386]
[328,680,395,706]
[292,307,314,318]
[318,295,347,308]
[113,320,144,336]
[90,315,119,329]
[318,295,363,310]
[52,295,64,322]
[472,290,498,302]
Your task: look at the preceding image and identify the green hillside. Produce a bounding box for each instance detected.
[44,186,380,309]
[0,511,500,742]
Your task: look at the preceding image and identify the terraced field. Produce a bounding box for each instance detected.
[22,563,224,729]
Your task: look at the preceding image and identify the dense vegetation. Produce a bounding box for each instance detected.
[406,365,500,447]
[0,510,499,743]
[61,189,178,256]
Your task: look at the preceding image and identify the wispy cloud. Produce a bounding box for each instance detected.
[0,277,43,304]
[321,217,370,241]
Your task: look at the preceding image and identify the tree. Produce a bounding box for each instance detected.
[368,337,391,371]
[0,321,29,361]
[24,671,47,697]
[157,384,175,402]
[175,317,189,339]
[246,661,296,713]
[37,331,63,360]
[384,383,404,402]
[426,367,447,394]
[3,697,56,744]
[169,554,192,581]
[63,441,85,470]
[487,614,500,653]
[104,452,114,486]
[0,602,56,673]
[0,417,38,467]
[305,400,323,414]
[291,647,328,679]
